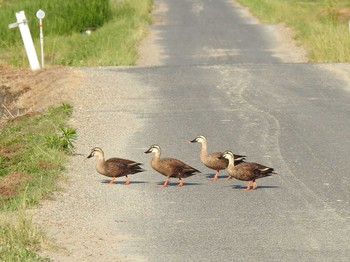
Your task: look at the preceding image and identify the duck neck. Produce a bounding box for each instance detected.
[200,141,208,158]
[95,156,106,174]
[227,156,235,167]
[151,150,161,164]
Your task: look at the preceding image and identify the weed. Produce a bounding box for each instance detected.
[45,127,77,155]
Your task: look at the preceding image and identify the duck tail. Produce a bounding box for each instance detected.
[128,162,146,173]
[260,167,277,175]
[185,168,201,174]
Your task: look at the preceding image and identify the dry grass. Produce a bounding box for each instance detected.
[0,65,83,122]
[236,0,350,62]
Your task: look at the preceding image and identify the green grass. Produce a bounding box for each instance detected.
[235,0,350,62]
[0,0,153,66]
[0,103,76,260]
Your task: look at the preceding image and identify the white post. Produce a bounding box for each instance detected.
[39,19,44,67]
[13,11,40,70]
[36,9,45,68]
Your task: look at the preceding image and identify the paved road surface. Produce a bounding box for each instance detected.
[35,0,350,261]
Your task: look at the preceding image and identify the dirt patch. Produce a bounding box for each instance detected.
[0,171,31,198]
[335,7,350,21]
[0,143,23,157]
[320,7,350,22]
[268,23,307,63]
[0,65,83,122]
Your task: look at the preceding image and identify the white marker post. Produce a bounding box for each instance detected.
[8,11,40,70]
[36,9,45,68]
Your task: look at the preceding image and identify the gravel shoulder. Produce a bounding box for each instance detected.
[32,68,150,261]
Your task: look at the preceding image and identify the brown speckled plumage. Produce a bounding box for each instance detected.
[87,147,145,185]
[190,135,246,180]
[144,144,200,187]
[221,150,277,190]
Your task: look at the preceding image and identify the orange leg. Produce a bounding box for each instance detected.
[108,177,116,185]
[224,176,233,181]
[243,181,251,191]
[178,178,183,187]
[124,176,130,185]
[162,178,169,188]
[208,170,219,180]
[252,181,257,190]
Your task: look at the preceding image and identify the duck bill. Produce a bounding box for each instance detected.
[87,152,94,158]
[144,148,152,154]
[189,138,197,143]
[217,155,225,160]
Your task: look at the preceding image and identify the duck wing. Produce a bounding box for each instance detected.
[206,152,228,169]
[252,163,276,179]
[158,158,200,178]
[234,162,276,180]
[105,158,145,177]
[233,153,246,164]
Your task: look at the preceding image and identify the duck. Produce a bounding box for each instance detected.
[144,144,201,187]
[87,147,145,185]
[220,150,277,190]
[190,135,246,180]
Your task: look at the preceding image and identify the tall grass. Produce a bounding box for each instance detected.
[236,0,350,62]
[0,0,111,44]
[0,0,153,66]
[0,212,50,261]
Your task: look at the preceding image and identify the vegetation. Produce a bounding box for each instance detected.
[0,0,153,66]
[0,103,76,261]
[236,0,350,62]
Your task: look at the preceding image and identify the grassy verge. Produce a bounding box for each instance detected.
[0,0,153,66]
[0,103,76,261]
[235,0,350,62]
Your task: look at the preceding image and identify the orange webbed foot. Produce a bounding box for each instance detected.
[106,177,116,185]
[243,181,252,191]
[124,177,130,186]
[208,171,219,180]
[162,178,169,188]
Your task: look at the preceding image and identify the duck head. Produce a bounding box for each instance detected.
[189,135,207,144]
[144,144,161,154]
[87,147,104,159]
[219,150,234,160]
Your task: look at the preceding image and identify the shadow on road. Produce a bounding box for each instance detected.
[100,180,149,185]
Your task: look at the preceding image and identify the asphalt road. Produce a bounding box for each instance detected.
[36,0,350,261]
